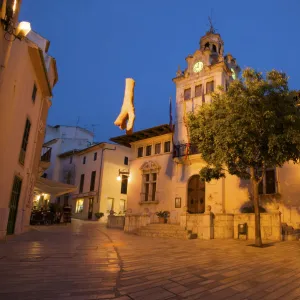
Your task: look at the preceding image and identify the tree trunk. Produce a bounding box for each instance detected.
[250,167,263,247]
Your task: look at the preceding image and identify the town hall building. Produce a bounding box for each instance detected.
[110,28,300,240]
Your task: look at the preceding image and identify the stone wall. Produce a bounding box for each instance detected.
[107,216,125,229]
[233,212,281,241]
[180,212,281,241]
[214,214,234,239]
[180,213,213,240]
[124,214,150,233]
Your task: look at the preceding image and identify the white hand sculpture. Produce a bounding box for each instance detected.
[114,78,136,135]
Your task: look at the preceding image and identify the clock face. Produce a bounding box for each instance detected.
[193,61,203,73]
[231,68,236,80]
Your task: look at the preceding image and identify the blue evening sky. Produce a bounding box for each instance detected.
[20,0,300,142]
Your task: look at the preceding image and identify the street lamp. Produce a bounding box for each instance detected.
[116,169,130,181]
[1,0,31,41]
[1,18,31,40]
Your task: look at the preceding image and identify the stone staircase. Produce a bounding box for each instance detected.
[136,223,197,239]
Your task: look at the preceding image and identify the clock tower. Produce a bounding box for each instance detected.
[173,27,240,145]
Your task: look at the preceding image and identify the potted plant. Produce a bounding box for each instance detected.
[156,211,170,224]
[95,212,104,221]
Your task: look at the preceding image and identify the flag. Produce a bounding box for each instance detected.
[169,97,173,130]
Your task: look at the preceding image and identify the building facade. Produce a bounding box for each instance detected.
[111,28,300,236]
[0,0,58,237]
[58,142,131,222]
[42,125,94,182]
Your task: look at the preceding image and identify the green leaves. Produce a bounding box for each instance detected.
[188,68,300,182]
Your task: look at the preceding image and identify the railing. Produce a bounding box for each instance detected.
[173,143,200,158]
[41,146,52,162]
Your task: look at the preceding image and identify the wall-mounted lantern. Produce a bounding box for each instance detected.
[116,169,130,181]
[1,0,31,41]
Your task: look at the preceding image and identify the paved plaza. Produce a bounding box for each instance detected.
[0,220,300,300]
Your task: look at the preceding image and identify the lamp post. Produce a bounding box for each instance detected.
[116,169,130,181]
[0,1,31,90]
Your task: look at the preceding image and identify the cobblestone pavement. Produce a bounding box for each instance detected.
[1,220,300,300]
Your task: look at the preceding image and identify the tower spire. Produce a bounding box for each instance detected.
[208,9,217,34]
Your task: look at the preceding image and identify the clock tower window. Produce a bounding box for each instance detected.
[206,81,214,94]
[184,88,191,100]
[195,84,203,97]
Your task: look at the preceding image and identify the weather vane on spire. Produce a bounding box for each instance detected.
[208,9,217,34]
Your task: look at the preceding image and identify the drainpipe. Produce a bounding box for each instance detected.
[96,145,116,207]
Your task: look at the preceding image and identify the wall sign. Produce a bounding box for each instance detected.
[175,197,181,208]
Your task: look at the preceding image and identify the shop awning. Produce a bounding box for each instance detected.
[35,177,77,196]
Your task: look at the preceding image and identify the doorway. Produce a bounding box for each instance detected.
[88,197,94,220]
[187,175,205,213]
[7,176,22,235]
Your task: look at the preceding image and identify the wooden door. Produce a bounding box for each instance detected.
[88,197,94,219]
[187,175,205,213]
[7,176,22,235]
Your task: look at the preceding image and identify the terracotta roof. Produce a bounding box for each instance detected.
[110,124,173,147]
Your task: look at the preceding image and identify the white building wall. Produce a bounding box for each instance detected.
[70,143,132,222]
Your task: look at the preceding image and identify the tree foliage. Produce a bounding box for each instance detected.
[188,68,300,182]
[188,68,300,246]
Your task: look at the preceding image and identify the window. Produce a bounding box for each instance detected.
[119,199,126,214]
[79,174,85,193]
[69,156,73,164]
[83,156,86,164]
[206,81,214,93]
[32,83,37,103]
[146,145,152,156]
[94,152,97,161]
[164,141,171,153]
[90,171,96,191]
[225,81,229,92]
[184,88,191,100]
[121,175,128,194]
[107,198,114,213]
[259,169,276,195]
[155,143,161,154]
[56,197,60,205]
[19,119,31,165]
[195,84,202,97]
[137,147,143,158]
[124,156,129,165]
[75,199,84,213]
[64,194,69,206]
[143,172,157,202]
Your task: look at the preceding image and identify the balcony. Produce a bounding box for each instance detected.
[41,146,52,162]
[38,146,52,175]
[173,143,200,158]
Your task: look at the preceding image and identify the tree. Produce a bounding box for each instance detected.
[188,68,300,247]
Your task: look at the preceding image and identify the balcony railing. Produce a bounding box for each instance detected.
[173,143,200,158]
[41,146,52,162]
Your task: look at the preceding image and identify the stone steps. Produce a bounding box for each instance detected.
[136,223,197,240]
